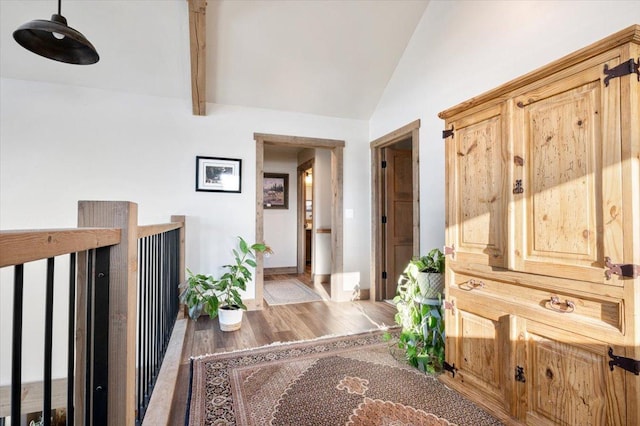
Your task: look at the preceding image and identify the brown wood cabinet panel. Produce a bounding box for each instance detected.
[512,58,623,285]
[522,322,627,426]
[444,300,513,416]
[449,269,625,340]
[446,103,508,268]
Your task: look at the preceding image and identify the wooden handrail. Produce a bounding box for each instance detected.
[137,222,184,239]
[0,228,121,268]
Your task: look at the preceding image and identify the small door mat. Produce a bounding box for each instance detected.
[263,278,323,305]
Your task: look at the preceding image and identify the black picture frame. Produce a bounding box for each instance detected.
[195,156,242,193]
[263,173,289,209]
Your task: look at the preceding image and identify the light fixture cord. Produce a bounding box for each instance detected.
[58,0,61,15]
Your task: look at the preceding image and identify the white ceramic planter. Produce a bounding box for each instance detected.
[416,272,444,299]
[218,307,243,332]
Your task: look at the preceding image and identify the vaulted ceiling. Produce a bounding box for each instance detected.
[0,0,428,120]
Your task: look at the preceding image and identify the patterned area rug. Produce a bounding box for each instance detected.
[186,330,503,425]
[263,279,323,305]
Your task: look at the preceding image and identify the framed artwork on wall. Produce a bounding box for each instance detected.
[263,173,289,209]
[195,156,242,193]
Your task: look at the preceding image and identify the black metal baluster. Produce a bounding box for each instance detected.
[151,234,162,374]
[136,238,144,423]
[153,235,158,390]
[171,230,179,319]
[159,234,165,355]
[84,250,94,426]
[144,236,150,411]
[67,253,76,426]
[166,232,172,332]
[92,246,110,426]
[44,257,55,426]
[11,264,24,423]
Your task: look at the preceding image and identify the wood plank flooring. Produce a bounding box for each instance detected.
[168,273,397,424]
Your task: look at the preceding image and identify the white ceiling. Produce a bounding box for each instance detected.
[0,0,428,120]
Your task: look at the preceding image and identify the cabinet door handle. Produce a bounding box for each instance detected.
[459,279,485,291]
[468,279,485,289]
[548,296,575,313]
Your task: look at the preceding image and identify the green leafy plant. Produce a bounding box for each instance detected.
[393,250,446,374]
[411,247,445,273]
[179,236,270,320]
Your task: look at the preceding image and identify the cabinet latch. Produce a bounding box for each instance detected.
[442,126,454,139]
[604,257,640,279]
[608,348,640,375]
[603,58,640,87]
[515,366,526,383]
[513,179,524,194]
[443,361,457,378]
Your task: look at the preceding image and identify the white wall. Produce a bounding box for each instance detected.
[264,150,298,268]
[0,78,370,383]
[369,0,640,254]
[312,149,332,276]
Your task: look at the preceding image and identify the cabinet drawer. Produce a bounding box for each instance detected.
[448,271,625,341]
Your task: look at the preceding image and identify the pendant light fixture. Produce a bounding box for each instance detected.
[13,0,99,65]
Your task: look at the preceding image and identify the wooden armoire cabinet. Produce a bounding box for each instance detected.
[439,25,639,426]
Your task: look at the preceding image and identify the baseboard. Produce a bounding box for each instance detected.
[264,266,297,275]
[313,274,330,285]
[358,289,370,300]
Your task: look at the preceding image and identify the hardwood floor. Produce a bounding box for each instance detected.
[168,275,397,424]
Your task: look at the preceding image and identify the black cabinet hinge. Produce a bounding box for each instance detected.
[515,366,526,383]
[608,348,640,375]
[603,58,640,87]
[381,160,387,169]
[443,361,457,378]
[442,126,454,139]
[382,215,387,224]
[605,257,640,279]
[382,271,387,280]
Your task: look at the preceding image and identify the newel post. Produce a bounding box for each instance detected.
[77,201,138,426]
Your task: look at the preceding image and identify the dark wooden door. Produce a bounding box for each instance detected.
[383,147,413,299]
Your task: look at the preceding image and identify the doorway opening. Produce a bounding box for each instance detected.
[297,159,314,277]
[370,120,421,301]
[254,133,346,309]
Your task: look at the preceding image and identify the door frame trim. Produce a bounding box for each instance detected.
[370,119,421,301]
[254,133,345,308]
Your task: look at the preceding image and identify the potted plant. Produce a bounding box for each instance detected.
[392,248,445,373]
[180,236,270,331]
[411,247,445,301]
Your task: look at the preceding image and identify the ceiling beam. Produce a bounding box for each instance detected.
[187,0,207,115]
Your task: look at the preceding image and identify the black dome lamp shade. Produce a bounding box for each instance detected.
[13,0,99,65]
